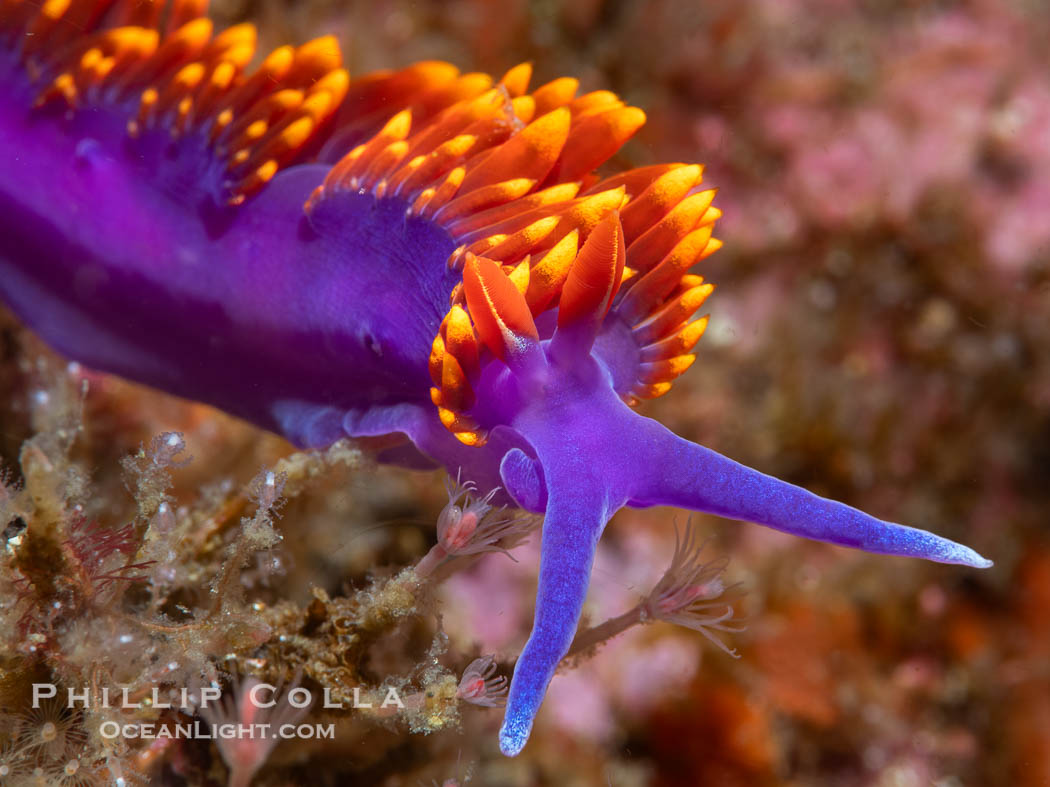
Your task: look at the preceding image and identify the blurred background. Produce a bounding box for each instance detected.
[2,0,1049,785]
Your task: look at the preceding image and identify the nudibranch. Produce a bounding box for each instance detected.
[0,0,991,757]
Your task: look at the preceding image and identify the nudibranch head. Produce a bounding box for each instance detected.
[1,0,992,761]
[303,54,990,758]
[302,74,723,451]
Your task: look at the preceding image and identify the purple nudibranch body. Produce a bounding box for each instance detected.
[0,0,991,757]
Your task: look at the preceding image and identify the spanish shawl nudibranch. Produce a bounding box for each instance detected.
[0,0,991,756]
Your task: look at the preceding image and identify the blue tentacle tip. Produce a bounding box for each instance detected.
[499,715,530,757]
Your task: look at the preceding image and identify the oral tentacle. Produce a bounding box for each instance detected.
[497,436,616,757]
[627,417,993,569]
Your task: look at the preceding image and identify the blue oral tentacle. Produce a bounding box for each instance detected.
[498,444,613,756]
[625,415,993,568]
